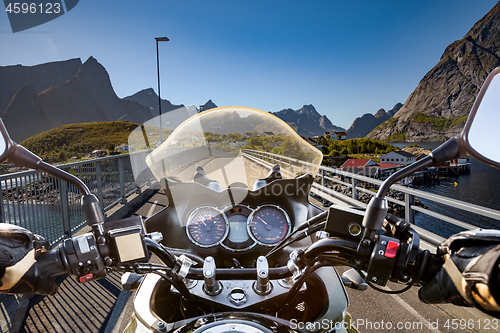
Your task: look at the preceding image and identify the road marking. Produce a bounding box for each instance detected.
[384,286,442,333]
[147,200,158,217]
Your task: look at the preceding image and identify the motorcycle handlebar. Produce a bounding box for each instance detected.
[34,216,441,292]
[185,266,292,280]
[37,247,67,278]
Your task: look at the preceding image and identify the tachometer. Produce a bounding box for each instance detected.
[248,205,291,246]
[187,206,228,247]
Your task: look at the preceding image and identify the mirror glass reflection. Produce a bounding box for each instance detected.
[467,72,500,164]
[0,120,8,161]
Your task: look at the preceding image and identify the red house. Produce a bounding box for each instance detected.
[340,159,402,179]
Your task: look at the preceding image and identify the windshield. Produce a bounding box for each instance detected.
[129,106,322,194]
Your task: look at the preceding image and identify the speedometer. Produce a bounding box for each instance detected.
[187,206,228,247]
[248,205,291,246]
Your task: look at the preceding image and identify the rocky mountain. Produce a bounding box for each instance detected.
[199,100,218,112]
[2,57,152,143]
[0,58,81,116]
[0,55,342,143]
[124,88,184,118]
[346,103,403,139]
[368,2,500,141]
[271,104,344,137]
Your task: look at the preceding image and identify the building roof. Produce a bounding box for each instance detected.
[391,150,416,158]
[340,159,377,168]
[377,163,401,170]
[334,131,347,136]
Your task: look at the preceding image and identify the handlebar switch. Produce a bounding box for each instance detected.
[61,233,106,283]
[366,235,400,286]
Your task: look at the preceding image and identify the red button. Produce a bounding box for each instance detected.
[384,241,399,258]
[79,274,94,283]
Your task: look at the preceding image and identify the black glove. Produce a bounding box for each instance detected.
[419,229,500,318]
[0,223,58,295]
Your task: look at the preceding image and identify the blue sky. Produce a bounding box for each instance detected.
[1,0,498,129]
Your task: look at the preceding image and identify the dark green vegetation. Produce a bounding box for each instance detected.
[411,113,468,130]
[384,132,407,143]
[375,114,468,143]
[317,137,398,156]
[21,121,141,162]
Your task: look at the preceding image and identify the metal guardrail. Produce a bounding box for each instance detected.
[0,144,248,246]
[3,146,499,248]
[0,151,152,245]
[243,149,500,246]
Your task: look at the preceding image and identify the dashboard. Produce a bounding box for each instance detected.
[145,175,322,266]
[186,204,291,251]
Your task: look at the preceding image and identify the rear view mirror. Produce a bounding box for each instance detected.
[0,118,13,163]
[432,67,500,168]
[0,118,45,170]
[461,67,500,168]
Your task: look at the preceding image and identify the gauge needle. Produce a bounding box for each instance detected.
[257,216,268,225]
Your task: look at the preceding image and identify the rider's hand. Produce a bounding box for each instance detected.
[419,229,500,318]
[0,223,58,295]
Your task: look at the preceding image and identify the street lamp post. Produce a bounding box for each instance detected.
[155,36,169,142]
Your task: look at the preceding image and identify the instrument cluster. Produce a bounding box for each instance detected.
[186,204,291,252]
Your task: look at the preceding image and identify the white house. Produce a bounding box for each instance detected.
[331,131,347,140]
[117,143,133,152]
[229,140,248,147]
[380,151,416,165]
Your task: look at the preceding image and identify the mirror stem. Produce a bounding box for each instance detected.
[429,136,464,166]
[376,156,434,199]
[360,156,434,244]
[38,161,91,196]
[361,137,463,243]
[10,145,105,230]
[10,145,91,196]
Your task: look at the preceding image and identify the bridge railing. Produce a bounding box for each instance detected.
[243,149,500,246]
[0,151,152,245]
[0,144,239,246]
[4,147,499,247]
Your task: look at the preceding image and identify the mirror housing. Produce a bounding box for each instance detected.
[0,118,15,164]
[460,66,500,168]
[429,66,500,167]
[0,118,50,170]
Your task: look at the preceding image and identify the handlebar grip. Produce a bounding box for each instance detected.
[37,246,67,278]
[419,255,444,284]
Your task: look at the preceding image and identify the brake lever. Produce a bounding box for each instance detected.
[341,269,368,290]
